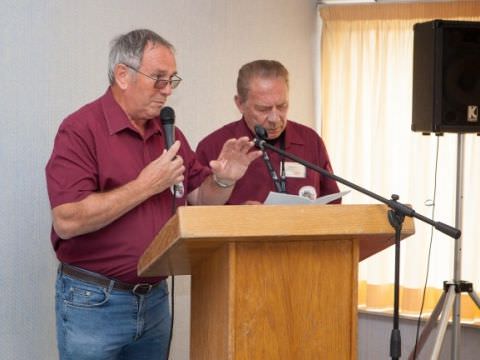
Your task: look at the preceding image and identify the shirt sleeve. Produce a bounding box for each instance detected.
[195,135,223,168]
[317,136,341,203]
[176,129,212,194]
[45,118,98,208]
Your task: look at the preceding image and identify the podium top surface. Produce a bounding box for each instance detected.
[138,204,415,277]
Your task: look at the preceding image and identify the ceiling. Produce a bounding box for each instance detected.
[317,0,458,4]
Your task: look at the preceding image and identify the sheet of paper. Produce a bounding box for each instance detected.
[264,190,350,205]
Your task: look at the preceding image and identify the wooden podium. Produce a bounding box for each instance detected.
[138,204,414,359]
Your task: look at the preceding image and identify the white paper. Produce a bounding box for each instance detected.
[264,190,350,205]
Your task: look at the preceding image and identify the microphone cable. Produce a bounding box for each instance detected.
[260,148,284,193]
[159,106,181,359]
[411,135,440,359]
[166,185,177,360]
[256,126,287,193]
[165,125,179,359]
[166,275,175,360]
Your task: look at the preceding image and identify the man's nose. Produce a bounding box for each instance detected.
[266,110,280,123]
[160,82,173,96]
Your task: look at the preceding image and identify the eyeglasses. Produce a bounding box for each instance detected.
[123,64,182,89]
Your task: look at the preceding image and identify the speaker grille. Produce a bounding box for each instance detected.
[412,20,480,133]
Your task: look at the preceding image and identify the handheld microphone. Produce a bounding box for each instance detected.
[160,106,184,197]
[160,106,175,149]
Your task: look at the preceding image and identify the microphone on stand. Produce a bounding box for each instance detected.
[160,106,183,196]
[254,124,268,142]
[254,125,284,193]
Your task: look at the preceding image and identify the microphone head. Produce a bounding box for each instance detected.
[254,125,268,140]
[160,106,175,125]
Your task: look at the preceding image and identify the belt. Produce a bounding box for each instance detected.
[60,263,160,295]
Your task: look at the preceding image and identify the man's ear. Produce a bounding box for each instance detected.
[113,64,130,90]
[234,94,243,113]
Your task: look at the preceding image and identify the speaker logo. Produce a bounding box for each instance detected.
[467,106,478,122]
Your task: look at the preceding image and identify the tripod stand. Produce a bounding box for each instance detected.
[409,134,480,360]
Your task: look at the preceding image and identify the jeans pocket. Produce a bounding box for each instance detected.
[62,277,111,308]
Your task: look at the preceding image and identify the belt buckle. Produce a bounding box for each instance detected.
[132,283,153,295]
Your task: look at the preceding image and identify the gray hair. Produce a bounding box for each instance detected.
[108,29,174,85]
[236,60,289,103]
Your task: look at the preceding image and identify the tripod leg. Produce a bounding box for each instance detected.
[408,291,447,360]
[431,285,456,360]
[468,289,480,309]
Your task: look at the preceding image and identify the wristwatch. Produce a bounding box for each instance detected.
[213,174,235,188]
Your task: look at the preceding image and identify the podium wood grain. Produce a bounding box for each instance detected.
[138,204,415,359]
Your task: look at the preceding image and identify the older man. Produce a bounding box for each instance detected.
[46,29,260,359]
[196,59,340,205]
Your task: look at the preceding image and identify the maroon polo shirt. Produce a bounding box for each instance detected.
[46,88,211,284]
[196,118,340,204]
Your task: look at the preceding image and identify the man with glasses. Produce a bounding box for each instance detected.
[196,59,340,205]
[45,29,260,360]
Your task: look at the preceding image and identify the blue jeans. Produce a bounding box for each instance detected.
[55,268,171,360]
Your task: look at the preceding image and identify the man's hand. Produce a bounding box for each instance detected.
[136,140,185,196]
[209,136,261,185]
[188,137,261,206]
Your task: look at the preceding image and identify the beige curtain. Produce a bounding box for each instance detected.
[320,1,480,323]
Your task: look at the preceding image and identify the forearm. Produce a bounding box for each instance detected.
[52,179,153,239]
[189,175,235,205]
[51,141,186,239]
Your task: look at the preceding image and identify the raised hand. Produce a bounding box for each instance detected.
[209,136,262,184]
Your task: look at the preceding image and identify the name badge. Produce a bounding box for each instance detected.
[284,162,306,178]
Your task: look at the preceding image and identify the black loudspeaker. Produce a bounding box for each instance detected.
[412,20,480,134]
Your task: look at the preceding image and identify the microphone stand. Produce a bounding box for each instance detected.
[254,136,461,359]
[258,144,284,193]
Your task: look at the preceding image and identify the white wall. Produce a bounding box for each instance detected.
[0,1,318,359]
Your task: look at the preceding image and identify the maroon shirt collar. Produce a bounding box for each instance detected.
[101,87,162,139]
